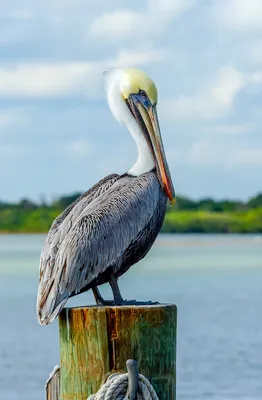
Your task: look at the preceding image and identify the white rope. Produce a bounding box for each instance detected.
[87,372,159,400]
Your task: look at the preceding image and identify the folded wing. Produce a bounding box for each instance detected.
[37,172,162,325]
[37,174,120,323]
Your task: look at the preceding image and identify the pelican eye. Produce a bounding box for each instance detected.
[140,90,147,97]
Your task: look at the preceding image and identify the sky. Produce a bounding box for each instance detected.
[1,0,262,202]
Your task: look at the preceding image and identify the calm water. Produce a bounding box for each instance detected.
[0,234,261,400]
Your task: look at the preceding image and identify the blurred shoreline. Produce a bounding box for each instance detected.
[1,192,262,234]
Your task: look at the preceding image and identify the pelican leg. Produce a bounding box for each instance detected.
[109,275,159,306]
[109,275,124,305]
[92,287,114,306]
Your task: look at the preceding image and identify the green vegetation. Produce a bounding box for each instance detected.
[1,193,262,234]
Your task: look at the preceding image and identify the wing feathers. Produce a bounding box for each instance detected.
[37,174,120,324]
[37,172,162,324]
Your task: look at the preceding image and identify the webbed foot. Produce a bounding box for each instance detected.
[92,277,159,307]
[116,299,159,306]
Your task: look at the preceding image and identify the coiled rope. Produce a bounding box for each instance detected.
[87,371,159,400]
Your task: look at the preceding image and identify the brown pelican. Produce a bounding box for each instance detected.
[37,68,175,325]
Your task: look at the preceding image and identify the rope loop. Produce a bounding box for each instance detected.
[87,368,159,400]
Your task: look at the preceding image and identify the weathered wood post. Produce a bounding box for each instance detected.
[46,365,60,400]
[59,304,177,400]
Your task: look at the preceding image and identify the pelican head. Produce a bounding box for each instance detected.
[105,68,175,205]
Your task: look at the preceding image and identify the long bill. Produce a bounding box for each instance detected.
[127,98,176,205]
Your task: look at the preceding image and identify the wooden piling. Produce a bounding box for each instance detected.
[45,365,60,400]
[59,304,177,400]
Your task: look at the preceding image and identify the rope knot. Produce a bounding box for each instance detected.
[87,360,159,400]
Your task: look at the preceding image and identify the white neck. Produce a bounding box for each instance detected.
[105,69,155,176]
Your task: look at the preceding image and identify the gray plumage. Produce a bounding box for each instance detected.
[37,170,167,325]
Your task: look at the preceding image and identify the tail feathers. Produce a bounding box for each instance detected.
[37,290,69,325]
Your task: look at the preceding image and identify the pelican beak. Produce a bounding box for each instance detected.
[126,96,176,205]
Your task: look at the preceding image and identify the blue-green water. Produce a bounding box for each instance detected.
[0,234,261,400]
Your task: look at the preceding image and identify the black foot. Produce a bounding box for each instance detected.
[114,299,160,306]
[92,279,159,307]
[97,299,115,306]
[92,288,159,306]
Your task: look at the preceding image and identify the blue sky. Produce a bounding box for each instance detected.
[1,0,262,202]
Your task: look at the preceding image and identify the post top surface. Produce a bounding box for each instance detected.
[62,303,177,312]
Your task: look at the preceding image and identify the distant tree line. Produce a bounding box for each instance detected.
[0,192,262,233]
[173,193,262,212]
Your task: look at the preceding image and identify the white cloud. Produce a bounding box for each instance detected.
[89,0,197,39]
[211,66,244,107]
[149,0,197,18]
[212,0,262,31]
[0,49,166,98]
[112,49,167,68]
[186,140,262,167]
[89,10,142,39]
[0,63,98,98]
[163,66,245,120]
